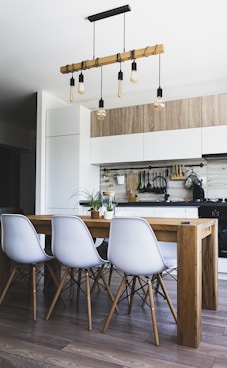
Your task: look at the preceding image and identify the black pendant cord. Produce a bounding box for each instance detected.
[123,13,126,52]
[93,22,96,59]
[100,66,103,99]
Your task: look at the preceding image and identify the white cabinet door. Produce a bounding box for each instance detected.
[144,128,202,161]
[90,133,143,164]
[155,207,198,218]
[154,207,186,218]
[46,134,79,212]
[115,206,155,217]
[45,105,99,214]
[202,125,227,154]
[46,106,80,136]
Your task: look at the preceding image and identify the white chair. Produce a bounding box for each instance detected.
[102,217,177,346]
[45,215,117,331]
[158,211,179,281]
[0,214,61,321]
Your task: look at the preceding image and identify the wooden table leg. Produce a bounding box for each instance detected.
[177,224,202,348]
[0,247,11,303]
[202,223,218,310]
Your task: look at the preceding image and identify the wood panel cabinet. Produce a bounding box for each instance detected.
[202,93,227,127]
[164,97,201,130]
[91,96,202,137]
[91,105,144,137]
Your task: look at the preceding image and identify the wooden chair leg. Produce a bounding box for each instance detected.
[157,274,177,323]
[69,267,74,300]
[108,264,114,286]
[85,270,92,331]
[32,266,37,322]
[46,262,66,305]
[128,276,137,314]
[45,269,68,320]
[147,279,159,346]
[0,265,17,305]
[99,266,119,313]
[102,276,126,333]
[77,268,82,304]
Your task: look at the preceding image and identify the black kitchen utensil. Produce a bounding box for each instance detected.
[147,171,151,189]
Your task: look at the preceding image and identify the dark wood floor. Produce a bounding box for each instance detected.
[0,268,227,368]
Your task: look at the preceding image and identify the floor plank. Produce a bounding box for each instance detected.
[0,270,226,368]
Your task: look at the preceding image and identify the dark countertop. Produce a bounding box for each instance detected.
[80,200,227,208]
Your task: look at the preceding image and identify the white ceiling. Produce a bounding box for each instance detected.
[1,0,227,112]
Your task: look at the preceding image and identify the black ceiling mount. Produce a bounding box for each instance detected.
[87,4,131,22]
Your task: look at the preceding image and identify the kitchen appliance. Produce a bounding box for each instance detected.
[199,202,227,258]
[193,182,205,202]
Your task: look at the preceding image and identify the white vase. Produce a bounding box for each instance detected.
[104,211,113,219]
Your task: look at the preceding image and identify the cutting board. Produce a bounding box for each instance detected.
[126,174,139,192]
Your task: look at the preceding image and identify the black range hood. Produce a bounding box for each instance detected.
[202,153,227,160]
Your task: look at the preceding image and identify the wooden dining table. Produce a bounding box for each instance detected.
[0,214,218,348]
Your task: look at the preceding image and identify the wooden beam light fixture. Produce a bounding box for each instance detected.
[60,44,165,75]
[63,4,165,115]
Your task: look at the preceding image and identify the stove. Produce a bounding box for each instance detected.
[199,201,227,258]
[204,198,227,203]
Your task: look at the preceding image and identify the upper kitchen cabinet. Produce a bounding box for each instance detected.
[202,93,227,126]
[144,127,202,161]
[143,97,201,132]
[91,105,144,137]
[201,93,227,155]
[46,105,99,214]
[164,97,201,130]
[90,133,143,164]
[202,125,227,155]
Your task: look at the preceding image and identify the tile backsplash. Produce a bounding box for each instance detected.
[100,159,227,202]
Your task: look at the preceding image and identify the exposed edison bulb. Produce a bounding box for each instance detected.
[130,60,138,84]
[118,70,123,97]
[77,72,85,95]
[153,87,165,111]
[96,98,107,121]
[69,76,75,102]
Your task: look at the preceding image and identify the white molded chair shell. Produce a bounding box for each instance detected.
[46,215,115,330]
[103,216,177,345]
[108,217,173,276]
[158,241,177,267]
[1,214,54,264]
[0,214,59,321]
[51,215,107,268]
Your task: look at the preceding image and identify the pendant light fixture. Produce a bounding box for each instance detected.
[69,74,75,102]
[77,72,85,95]
[96,67,106,121]
[63,5,165,108]
[153,54,165,111]
[118,63,123,97]
[130,59,138,84]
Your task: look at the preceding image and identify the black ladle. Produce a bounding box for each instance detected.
[147,171,151,189]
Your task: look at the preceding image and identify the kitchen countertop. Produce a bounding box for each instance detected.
[80,200,227,207]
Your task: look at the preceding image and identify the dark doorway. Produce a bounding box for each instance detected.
[0,146,20,207]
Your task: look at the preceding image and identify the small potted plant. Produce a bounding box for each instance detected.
[104,201,115,219]
[88,190,102,219]
[70,189,102,219]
